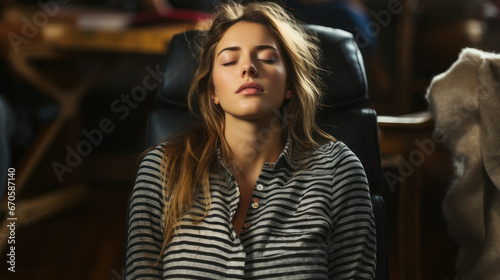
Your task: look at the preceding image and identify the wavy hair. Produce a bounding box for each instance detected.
[157,1,335,259]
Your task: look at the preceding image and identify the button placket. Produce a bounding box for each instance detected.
[228,177,240,220]
[251,198,259,209]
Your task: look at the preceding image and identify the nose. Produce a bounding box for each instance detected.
[241,63,258,78]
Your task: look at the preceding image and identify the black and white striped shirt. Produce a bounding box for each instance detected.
[125,141,376,279]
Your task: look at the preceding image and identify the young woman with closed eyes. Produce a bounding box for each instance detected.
[125,2,376,279]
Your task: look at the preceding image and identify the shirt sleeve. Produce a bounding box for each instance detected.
[328,142,377,279]
[124,146,165,280]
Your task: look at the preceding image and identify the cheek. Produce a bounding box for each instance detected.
[212,67,220,89]
[212,67,230,93]
[269,67,288,92]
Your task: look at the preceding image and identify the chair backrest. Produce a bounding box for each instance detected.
[145,25,387,279]
[147,25,382,190]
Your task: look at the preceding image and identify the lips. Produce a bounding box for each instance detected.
[236,82,264,94]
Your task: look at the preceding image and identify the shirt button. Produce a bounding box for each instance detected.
[251,198,259,209]
[267,163,274,168]
[256,184,263,191]
[244,222,251,228]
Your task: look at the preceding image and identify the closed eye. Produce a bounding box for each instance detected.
[259,59,275,64]
[222,61,237,66]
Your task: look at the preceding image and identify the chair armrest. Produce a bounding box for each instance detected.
[377,111,433,130]
[377,110,434,161]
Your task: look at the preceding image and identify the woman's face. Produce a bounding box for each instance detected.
[211,21,291,122]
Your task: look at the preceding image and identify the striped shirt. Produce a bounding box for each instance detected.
[125,141,376,279]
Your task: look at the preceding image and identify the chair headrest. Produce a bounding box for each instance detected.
[156,25,368,110]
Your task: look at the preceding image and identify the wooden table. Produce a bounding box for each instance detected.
[0,8,197,253]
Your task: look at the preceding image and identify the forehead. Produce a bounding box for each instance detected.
[215,21,279,52]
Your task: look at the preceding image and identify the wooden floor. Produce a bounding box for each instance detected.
[0,149,459,280]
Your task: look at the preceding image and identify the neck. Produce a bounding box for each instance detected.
[224,114,284,175]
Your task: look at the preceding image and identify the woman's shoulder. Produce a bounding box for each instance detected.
[128,143,166,210]
[313,140,364,169]
[313,141,369,193]
[134,142,167,184]
[140,142,167,166]
[316,140,353,157]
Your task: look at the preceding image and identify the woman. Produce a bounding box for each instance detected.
[125,2,376,279]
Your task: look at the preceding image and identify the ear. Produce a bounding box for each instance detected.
[210,90,220,105]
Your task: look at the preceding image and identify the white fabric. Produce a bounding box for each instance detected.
[426,48,500,280]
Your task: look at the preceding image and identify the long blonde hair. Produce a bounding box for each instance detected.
[158,1,335,258]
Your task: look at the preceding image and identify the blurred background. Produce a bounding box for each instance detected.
[0,0,499,279]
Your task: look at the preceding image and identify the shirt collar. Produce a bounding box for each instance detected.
[273,140,297,169]
[216,139,298,174]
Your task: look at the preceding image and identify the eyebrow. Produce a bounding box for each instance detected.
[216,45,278,58]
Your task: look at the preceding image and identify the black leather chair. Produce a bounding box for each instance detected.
[143,25,388,280]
